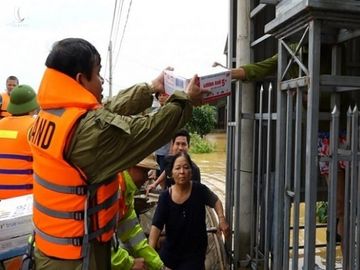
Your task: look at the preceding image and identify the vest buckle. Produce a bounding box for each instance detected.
[72,237,83,246]
[74,211,84,220]
[75,186,87,195]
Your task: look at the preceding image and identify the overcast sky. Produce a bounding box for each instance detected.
[0,0,228,97]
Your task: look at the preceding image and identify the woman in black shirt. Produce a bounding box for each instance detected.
[149,152,229,270]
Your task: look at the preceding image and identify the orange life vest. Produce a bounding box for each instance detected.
[118,172,128,217]
[0,92,11,118]
[0,115,35,199]
[28,68,119,260]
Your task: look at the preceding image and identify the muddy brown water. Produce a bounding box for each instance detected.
[191,133,227,205]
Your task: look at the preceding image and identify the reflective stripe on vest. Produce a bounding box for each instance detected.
[117,172,147,253]
[0,169,33,174]
[0,130,18,139]
[117,217,138,235]
[0,153,33,161]
[34,173,87,195]
[0,184,33,189]
[34,213,119,246]
[120,230,147,250]
[34,174,119,220]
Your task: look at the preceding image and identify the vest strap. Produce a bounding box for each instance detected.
[34,188,119,221]
[35,173,118,195]
[87,175,118,192]
[81,234,91,270]
[0,169,33,175]
[88,214,118,241]
[34,199,85,220]
[0,184,33,190]
[33,185,118,223]
[88,190,119,216]
[0,153,33,161]
[36,212,117,248]
[35,173,87,195]
[35,225,83,246]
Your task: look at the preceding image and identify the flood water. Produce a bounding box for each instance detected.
[191,133,227,204]
[191,132,343,269]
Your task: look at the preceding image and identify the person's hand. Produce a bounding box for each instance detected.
[151,67,174,94]
[218,217,230,238]
[148,170,156,181]
[185,75,209,106]
[212,61,227,69]
[146,182,157,196]
[132,258,148,270]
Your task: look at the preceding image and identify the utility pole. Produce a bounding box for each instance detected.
[108,40,113,98]
[237,0,253,267]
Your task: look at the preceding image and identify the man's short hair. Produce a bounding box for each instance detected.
[6,76,19,84]
[173,129,190,144]
[45,38,101,80]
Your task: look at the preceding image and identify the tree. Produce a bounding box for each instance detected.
[185,104,217,137]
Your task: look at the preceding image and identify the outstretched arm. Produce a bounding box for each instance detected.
[212,62,247,81]
[147,171,166,193]
[213,199,230,238]
[213,54,278,82]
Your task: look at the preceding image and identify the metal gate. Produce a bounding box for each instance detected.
[225,1,360,269]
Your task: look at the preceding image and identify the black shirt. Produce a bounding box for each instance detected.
[152,182,218,268]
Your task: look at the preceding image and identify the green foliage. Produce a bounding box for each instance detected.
[185,104,217,137]
[316,201,328,224]
[189,133,215,154]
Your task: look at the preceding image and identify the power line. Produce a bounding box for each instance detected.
[109,0,118,41]
[104,0,124,82]
[112,0,125,55]
[113,0,133,71]
[104,0,132,95]
[103,0,118,81]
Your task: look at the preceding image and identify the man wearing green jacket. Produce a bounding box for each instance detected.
[112,155,167,270]
[32,38,205,270]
